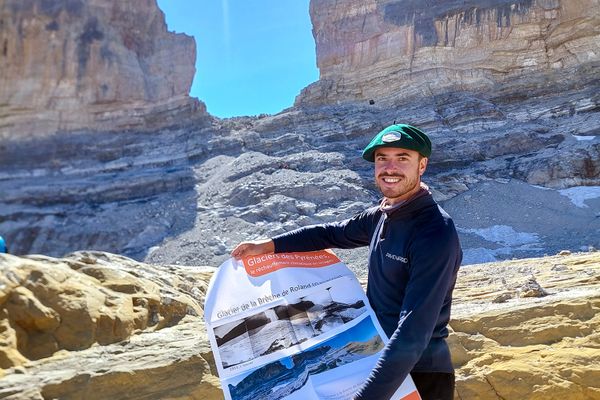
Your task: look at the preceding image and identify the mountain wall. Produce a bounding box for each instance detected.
[0,0,204,136]
[298,0,600,105]
[0,0,598,268]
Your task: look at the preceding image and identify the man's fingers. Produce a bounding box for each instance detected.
[231,243,248,259]
[230,239,274,259]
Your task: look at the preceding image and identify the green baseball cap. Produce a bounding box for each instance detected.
[362,124,432,161]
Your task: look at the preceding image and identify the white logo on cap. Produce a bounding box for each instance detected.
[382,132,402,143]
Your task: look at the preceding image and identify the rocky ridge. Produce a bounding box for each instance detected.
[1,96,598,270]
[1,250,598,399]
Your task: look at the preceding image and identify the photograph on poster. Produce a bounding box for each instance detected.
[215,285,368,368]
[225,316,383,400]
[214,319,255,368]
[302,285,367,334]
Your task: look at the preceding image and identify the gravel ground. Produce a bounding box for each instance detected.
[442,179,600,265]
[147,175,600,279]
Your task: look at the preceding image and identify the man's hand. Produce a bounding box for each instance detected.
[230,238,275,259]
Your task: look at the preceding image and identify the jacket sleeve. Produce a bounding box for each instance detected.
[272,207,380,253]
[353,219,461,399]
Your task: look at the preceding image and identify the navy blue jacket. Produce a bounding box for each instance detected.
[272,191,462,399]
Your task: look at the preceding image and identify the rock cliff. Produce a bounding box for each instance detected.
[2,99,598,268]
[1,251,598,399]
[0,2,599,275]
[298,0,600,106]
[0,0,204,136]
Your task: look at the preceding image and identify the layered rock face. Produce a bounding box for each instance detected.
[1,1,599,398]
[0,0,203,136]
[1,251,598,399]
[298,0,600,105]
[2,98,598,268]
[0,0,598,269]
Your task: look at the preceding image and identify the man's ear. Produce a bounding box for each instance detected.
[419,157,428,176]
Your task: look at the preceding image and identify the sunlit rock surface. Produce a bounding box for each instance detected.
[449,251,600,399]
[1,251,598,399]
[0,251,221,399]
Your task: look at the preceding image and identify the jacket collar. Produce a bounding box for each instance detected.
[379,183,433,216]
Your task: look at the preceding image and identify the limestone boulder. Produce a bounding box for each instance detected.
[0,251,221,399]
[0,251,209,367]
[450,252,600,399]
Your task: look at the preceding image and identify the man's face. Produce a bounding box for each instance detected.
[374,147,428,205]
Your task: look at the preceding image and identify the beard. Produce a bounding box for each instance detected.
[375,168,421,202]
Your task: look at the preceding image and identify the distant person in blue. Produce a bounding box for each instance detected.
[0,235,7,254]
[232,124,462,400]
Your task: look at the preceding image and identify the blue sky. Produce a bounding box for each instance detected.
[157,0,319,118]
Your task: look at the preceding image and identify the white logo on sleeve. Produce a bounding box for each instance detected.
[386,253,408,263]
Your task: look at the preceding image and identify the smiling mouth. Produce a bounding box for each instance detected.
[380,176,401,183]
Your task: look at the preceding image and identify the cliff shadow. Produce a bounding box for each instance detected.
[0,123,207,261]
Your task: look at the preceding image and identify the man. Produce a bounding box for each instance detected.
[232,124,462,400]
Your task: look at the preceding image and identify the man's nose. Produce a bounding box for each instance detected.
[382,160,399,171]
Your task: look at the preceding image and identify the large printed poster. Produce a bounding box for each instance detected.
[204,250,420,400]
